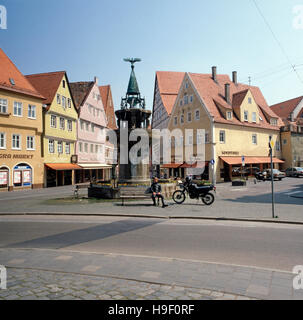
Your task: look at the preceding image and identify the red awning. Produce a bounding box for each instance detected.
[45,163,82,171]
[220,157,284,165]
[161,163,182,169]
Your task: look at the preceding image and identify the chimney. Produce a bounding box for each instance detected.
[225,83,230,104]
[212,66,217,82]
[232,71,237,85]
[94,76,99,85]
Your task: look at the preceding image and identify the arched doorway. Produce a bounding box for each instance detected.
[13,163,32,188]
[0,167,9,190]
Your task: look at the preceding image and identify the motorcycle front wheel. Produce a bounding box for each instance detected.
[201,193,215,205]
[172,190,186,204]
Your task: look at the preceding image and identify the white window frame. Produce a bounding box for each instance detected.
[68,98,71,108]
[244,110,248,122]
[0,99,8,114]
[12,134,21,150]
[219,130,225,144]
[227,111,232,120]
[13,101,22,117]
[28,105,36,119]
[252,112,257,123]
[58,141,63,154]
[248,97,252,104]
[67,120,72,132]
[59,117,65,130]
[50,115,57,128]
[62,96,66,108]
[0,132,6,149]
[26,136,35,150]
[49,140,54,153]
[276,141,281,151]
[65,142,70,154]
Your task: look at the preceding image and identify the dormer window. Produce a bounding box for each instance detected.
[244,110,248,121]
[227,111,232,120]
[270,118,278,126]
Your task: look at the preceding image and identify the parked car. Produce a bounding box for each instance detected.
[285,167,303,177]
[264,169,286,181]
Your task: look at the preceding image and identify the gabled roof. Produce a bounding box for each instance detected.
[232,89,249,109]
[99,85,117,130]
[99,85,110,112]
[270,96,303,119]
[26,71,65,105]
[0,48,44,99]
[70,81,94,110]
[155,71,185,115]
[187,72,282,130]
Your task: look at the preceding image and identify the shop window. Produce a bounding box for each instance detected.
[13,164,32,187]
[0,168,9,189]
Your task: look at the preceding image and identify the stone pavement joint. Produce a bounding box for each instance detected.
[0,267,255,300]
[0,248,300,300]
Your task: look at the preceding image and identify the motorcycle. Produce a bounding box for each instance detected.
[172,179,216,205]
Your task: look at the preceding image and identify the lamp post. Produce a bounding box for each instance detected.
[269,140,278,219]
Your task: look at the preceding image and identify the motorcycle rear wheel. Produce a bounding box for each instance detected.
[201,193,215,205]
[172,190,186,204]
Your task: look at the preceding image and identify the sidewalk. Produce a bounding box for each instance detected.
[0,248,302,300]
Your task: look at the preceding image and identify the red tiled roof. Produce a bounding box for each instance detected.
[99,85,117,130]
[270,96,303,119]
[0,48,44,99]
[26,71,65,105]
[156,71,185,115]
[99,85,110,112]
[70,82,94,110]
[188,73,282,130]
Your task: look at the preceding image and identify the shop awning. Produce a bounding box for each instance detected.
[161,162,209,169]
[45,163,82,171]
[179,161,209,168]
[161,163,182,169]
[78,164,112,169]
[220,157,285,165]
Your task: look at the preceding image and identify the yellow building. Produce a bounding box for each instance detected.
[167,67,284,183]
[0,48,45,191]
[26,71,79,187]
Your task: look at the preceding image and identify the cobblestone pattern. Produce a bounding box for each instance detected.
[0,268,254,300]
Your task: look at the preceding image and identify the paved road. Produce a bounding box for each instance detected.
[0,215,303,300]
[1,215,303,271]
[0,178,302,222]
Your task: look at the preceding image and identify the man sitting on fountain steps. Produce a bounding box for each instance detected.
[151,177,168,208]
